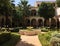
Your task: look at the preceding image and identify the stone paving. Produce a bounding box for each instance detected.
[16,35,42,46]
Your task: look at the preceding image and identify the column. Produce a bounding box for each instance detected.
[49,18,51,28]
[43,19,44,27]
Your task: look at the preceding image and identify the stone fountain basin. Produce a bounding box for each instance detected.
[19,29,41,36]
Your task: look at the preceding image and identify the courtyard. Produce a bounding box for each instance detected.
[0,0,60,46]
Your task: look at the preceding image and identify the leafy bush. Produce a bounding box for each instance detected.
[0,32,20,46]
[13,28,19,32]
[0,32,11,44]
[50,33,60,46]
[38,31,60,46]
[38,32,52,46]
[9,27,19,32]
[41,27,48,32]
[0,28,6,32]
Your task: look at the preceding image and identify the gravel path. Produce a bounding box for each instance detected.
[16,35,42,46]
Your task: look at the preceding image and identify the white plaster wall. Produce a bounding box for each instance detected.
[56,7,60,16]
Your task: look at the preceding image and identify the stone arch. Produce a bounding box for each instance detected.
[38,19,43,27]
[31,19,36,27]
[25,19,30,26]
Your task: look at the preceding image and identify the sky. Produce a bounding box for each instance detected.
[14,0,56,6]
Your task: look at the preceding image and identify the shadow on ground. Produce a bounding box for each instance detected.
[16,41,34,46]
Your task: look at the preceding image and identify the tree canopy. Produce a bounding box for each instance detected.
[0,0,14,16]
[0,0,15,27]
[38,2,55,19]
[18,0,30,17]
[56,0,60,7]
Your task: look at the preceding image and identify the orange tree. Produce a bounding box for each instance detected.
[38,2,55,27]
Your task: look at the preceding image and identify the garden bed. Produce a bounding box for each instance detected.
[38,31,60,46]
[0,32,21,46]
[38,32,52,46]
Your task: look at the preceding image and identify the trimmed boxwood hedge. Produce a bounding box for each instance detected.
[0,32,20,46]
[0,32,11,44]
[41,27,48,32]
[9,27,19,32]
[38,32,52,46]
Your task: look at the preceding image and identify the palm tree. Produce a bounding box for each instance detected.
[18,0,30,28]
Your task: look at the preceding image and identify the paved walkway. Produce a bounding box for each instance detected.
[16,35,42,46]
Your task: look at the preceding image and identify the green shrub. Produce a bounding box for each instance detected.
[14,28,19,32]
[0,28,6,32]
[41,27,48,32]
[38,31,60,46]
[38,32,52,46]
[9,27,19,32]
[0,32,11,44]
[0,32,20,46]
[50,33,60,46]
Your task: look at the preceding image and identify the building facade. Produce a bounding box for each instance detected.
[0,1,60,28]
[24,1,60,28]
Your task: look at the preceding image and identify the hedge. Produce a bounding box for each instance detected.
[38,32,52,46]
[0,32,20,46]
[0,32,11,44]
[50,33,60,46]
[9,27,19,32]
[38,31,59,46]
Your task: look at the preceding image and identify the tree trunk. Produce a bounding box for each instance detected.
[43,19,44,27]
[5,13,9,31]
